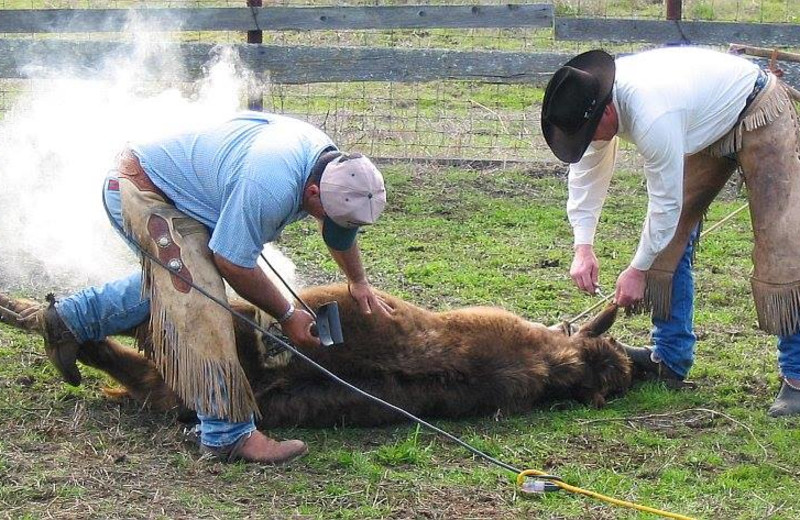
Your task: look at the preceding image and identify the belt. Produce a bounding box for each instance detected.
[744,69,769,111]
[117,149,173,203]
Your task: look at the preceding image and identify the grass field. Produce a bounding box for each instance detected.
[2,1,800,518]
[2,162,800,519]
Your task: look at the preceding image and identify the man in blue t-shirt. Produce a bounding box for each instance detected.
[23,112,391,464]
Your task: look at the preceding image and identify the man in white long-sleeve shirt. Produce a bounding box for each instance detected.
[541,47,800,416]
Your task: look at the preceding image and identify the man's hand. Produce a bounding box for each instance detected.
[325,242,393,318]
[280,309,320,349]
[570,244,600,294]
[348,281,393,317]
[614,266,647,308]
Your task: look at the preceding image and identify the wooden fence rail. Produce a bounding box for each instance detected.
[0,5,553,33]
[556,18,800,46]
[0,39,567,85]
[2,6,799,46]
[0,5,798,88]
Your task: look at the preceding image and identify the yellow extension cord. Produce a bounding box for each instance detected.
[516,469,696,519]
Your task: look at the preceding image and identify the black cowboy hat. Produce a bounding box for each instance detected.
[541,50,616,163]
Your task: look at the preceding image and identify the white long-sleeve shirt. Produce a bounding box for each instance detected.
[567,47,759,270]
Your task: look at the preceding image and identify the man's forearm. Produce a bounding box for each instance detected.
[328,244,368,284]
[213,253,292,319]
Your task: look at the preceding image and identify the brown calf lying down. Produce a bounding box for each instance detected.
[0,284,631,427]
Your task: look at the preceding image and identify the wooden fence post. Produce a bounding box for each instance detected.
[246,0,263,110]
[666,0,682,21]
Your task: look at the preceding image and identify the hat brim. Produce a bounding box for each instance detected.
[542,50,616,164]
[322,216,359,251]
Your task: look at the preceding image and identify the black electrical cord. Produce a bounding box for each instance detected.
[100,183,566,483]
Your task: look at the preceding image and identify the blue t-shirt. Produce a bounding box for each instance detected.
[131,112,334,268]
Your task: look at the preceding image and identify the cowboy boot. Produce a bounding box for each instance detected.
[621,344,688,389]
[768,378,800,417]
[20,294,82,387]
[201,430,308,465]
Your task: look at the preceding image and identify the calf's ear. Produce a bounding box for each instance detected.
[576,302,619,338]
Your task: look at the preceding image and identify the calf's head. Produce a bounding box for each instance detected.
[570,303,632,406]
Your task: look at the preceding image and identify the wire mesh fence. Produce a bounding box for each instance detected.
[1,0,798,162]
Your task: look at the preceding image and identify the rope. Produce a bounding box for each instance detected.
[0,305,23,322]
[699,202,749,236]
[565,290,611,324]
[564,202,750,327]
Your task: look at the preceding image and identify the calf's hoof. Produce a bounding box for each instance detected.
[768,379,800,417]
[202,430,308,465]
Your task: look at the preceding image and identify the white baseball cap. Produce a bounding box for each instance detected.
[319,153,387,251]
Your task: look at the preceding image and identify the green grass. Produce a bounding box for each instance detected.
[2,0,800,517]
[3,163,800,519]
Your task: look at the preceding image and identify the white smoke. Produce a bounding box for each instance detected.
[0,29,300,296]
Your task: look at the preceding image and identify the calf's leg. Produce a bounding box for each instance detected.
[77,338,182,413]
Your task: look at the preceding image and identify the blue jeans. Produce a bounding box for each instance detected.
[652,227,800,381]
[55,178,149,343]
[55,175,256,447]
[650,229,697,379]
[778,326,800,380]
[197,411,256,447]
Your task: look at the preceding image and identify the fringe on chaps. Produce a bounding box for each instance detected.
[117,150,260,423]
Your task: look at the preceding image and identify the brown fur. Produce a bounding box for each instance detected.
[0,284,631,427]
